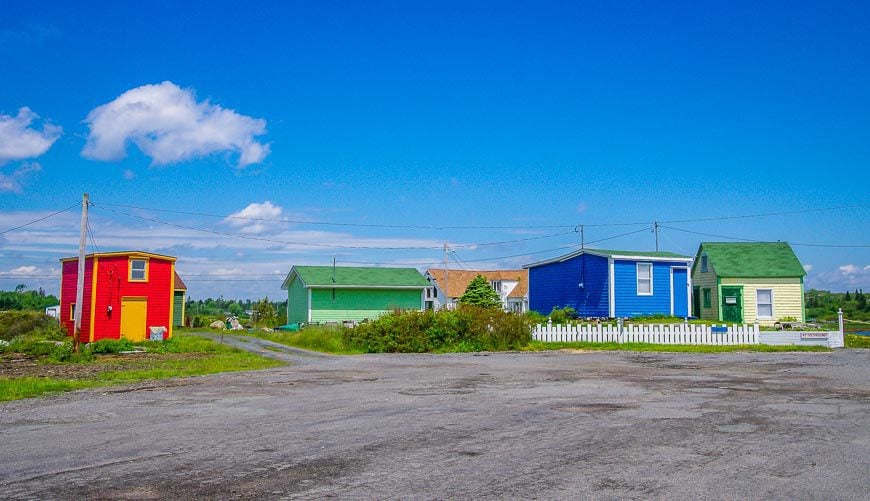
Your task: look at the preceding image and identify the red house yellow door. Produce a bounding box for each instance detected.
[120,298,148,341]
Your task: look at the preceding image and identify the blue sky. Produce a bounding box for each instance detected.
[1,0,868,299]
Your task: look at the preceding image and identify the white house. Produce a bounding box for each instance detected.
[424,268,529,313]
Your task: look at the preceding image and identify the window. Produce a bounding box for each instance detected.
[702,289,711,308]
[757,289,773,319]
[129,258,148,282]
[491,280,502,293]
[69,303,76,320]
[637,263,652,295]
[701,254,708,273]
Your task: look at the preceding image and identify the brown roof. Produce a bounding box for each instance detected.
[174,271,187,290]
[426,268,528,298]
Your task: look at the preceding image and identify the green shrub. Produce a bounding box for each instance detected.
[0,311,66,341]
[343,306,532,353]
[87,338,136,354]
[548,307,576,324]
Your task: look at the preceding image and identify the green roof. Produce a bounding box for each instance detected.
[282,265,428,289]
[695,242,806,278]
[584,248,691,259]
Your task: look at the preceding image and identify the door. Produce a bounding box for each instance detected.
[692,286,701,317]
[720,286,743,323]
[671,268,688,317]
[120,298,148,341]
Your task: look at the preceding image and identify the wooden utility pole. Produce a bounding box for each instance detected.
[654,221,660,252]
[443,243,449,310]
[73,193,89,353]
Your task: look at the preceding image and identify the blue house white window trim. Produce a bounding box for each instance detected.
[637,262,653,296]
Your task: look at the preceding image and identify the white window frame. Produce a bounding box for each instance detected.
[490,280,502,293]
[756,288,774,319]
[637,262,653,296]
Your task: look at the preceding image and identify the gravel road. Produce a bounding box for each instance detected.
[2,339,868,500]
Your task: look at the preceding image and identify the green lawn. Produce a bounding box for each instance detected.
[237,326,364,355]
[0,333,283,402]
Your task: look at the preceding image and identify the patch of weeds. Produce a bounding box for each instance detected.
[845,334,870,349]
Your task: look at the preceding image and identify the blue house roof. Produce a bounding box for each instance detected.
[524,248,692,269]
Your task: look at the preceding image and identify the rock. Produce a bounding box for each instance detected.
[209,321,226,330]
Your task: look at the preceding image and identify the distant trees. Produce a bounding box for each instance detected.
[0,285,59,312]
[805,289,869,321]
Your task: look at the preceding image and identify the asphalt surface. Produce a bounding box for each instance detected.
[1,338,868,500]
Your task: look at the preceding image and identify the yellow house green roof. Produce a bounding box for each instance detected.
[281,265,428,289]
[694,242,806,278]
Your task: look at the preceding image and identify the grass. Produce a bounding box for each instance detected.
[238,326,364,355]
[0,378,101,402]
[524,341,832,353]
[845,334,870,349]
[0,333,283,402]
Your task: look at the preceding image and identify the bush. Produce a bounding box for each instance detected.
[548,307,576,324]
[87,338,136,354]
[343,306,533,353]
[0,311,67,341]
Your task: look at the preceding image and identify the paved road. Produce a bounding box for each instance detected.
[2,340,869,500]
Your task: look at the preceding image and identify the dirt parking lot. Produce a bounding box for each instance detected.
[1,341,868,500]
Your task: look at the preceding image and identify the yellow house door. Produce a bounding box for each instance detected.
[120,298,148,341]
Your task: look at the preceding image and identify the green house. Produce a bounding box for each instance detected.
[280,265,429,324]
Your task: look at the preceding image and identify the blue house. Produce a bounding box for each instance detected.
[524,248,693,318]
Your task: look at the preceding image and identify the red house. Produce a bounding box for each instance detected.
[59,251,179,343]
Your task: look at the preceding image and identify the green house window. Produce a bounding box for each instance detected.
[702,289,711,308]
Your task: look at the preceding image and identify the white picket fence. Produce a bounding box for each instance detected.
[532,319,845,348]
[532,322,759,345]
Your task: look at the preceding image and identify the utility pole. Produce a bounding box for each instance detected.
[580,225,584,249]
[653,221,660,252]
[443,243,449,310]
[73,193,89,353]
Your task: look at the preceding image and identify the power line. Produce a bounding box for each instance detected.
[661,225,870,248]
[0,203,81,235]
[95,201,578,230]
[94,200,869,231]
[91,205,576,250]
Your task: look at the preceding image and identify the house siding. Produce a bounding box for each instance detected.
[90,255,174,341]
[692,262,720,321]
[310,288,422,322]
[286,276,309,324]
[528,253,609,317]
[720,277,804,325]
[613,260,674,317]
[60,259,94,343]
[173,291,185,327]
[60,254,174,342]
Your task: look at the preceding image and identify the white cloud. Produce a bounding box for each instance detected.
[0,265,40,275]
[82,81,270,167]
[0,162,42,193]
[0,107,62,165]
[223,201,285,234]
[808,263,870,290]
[839,264,859,275]
[803,264,813,273]
[122,169,135,180]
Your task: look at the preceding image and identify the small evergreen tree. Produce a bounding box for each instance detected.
[254,297,278,326]
[458,275,502,309]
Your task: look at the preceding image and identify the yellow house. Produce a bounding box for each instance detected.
[691,242,806,325]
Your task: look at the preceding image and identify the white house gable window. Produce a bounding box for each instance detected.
[129,258,148,282]
[490,280,502,294]
[757,289,773,319]
[637,263,653,295]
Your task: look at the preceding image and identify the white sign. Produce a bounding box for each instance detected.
[800,332,828,339]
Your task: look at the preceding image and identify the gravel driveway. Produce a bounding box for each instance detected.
[1,339,868,500]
